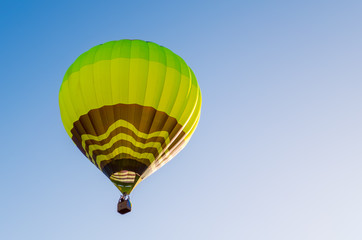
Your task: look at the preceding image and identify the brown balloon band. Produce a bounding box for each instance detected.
[71,103,185,155]
[102,158,148,177]
[69,103,186,194]
[83,127,166,154]
[90,139,160,160]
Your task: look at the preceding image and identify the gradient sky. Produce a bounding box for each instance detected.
[1,1,362,239]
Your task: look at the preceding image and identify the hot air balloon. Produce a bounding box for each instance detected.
[59,39,201,214]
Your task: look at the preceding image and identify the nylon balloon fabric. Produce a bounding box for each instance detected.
[59,40,201,194]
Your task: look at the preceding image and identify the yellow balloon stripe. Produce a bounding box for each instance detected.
[81,119,170,153]
[95,146,156,167]
[86,132,166,160]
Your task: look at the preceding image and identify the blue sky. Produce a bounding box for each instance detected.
[1,0,362,239]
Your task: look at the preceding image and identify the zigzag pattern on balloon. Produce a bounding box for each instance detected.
[69,103,189,193]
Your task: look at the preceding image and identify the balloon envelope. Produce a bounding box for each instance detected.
[59,39,201,194]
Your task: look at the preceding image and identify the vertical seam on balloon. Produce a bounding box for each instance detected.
[79,47,100,164]
[181,89,201,144]
[59,92,76,138]
[136,41,152,164]
[76,50,96,162]
[125,40,133,158]
[153,52,183,159]
[59,81,75,136]
[143,45,169,169]
[142,75,200,179]
[186,97,201,140]
[178,68,199,129]
[103,41,116,163]
[148,86,192,176]
[95,41,115,165]
[148,94,201,176]
[183,87,201,136]
[173,60,193,119]
[140,46,177,177]
[89,44,106,168]
[157,84,191,163]
[143,64,193,175]
[165,54,182,114]
[65,70,89,157]
[130,41,143,161]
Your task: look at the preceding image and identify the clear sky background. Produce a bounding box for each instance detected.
[1,0,362,239]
